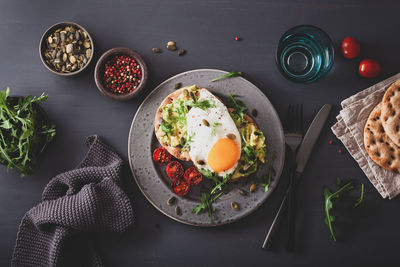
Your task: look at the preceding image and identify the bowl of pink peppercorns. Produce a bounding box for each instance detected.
[94,47,148,101]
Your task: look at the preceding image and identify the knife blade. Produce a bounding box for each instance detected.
[295,104,332,174]
[286,103,332,251]
[262,104,332,250]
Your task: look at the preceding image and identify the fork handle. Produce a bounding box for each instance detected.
[262,182,291,249]
[286,171,301,251]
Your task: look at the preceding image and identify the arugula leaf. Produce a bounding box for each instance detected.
[210,173,232,195]
[227,94,247,120]
[211,71,242,82]
[323,179,354,242]
[184,100,215,111]
[198,168,219,184]
[182,134,193,151]
[160,123,171,133]
[192,192,223,220]
[211,122,221,135]
[193,169,232,220]
[256,152,276,192]
[0,88,56,176]
[354,184,364,208]
[243,145,256,160]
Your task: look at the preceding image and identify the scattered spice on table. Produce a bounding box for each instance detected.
[178,49,185,56]
[329,140,333,145]
[235,36,240,41]
[102,55,142,94]
[166,41,177,51]
[152,41,187,56]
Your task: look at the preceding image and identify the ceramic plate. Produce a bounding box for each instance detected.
[128,69,285,226]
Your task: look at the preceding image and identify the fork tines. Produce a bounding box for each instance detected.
[286,104,303,134]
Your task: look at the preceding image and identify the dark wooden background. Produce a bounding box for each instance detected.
[1,0,399,266]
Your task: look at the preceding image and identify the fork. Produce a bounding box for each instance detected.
[262,104,303,250]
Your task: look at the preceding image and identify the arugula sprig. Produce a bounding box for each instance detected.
[192,192,223,219]
[193,169,232,220]
[184,100,214,111]
[354,184,364,208]
[211,122,221,135]
[256,152,276,192]
[182,134,193,151]
[211,71,242,82]
[323,179,365,242]
[227,94,247,120]
[0,88,56,176]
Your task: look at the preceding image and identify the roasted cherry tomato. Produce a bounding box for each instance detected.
[153,147,171,164]
[341,37,361,59]
[359,59,381,78]
[184,167,203,186]
[166,161,184,180]
[172,179,190,196]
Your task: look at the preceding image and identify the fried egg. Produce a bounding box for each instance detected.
[186,89,241,177]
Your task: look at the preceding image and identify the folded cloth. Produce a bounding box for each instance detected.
[332,73,400,199]
[12,135,134,267]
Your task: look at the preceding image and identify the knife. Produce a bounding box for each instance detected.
[262,104,332,250]
[286,104,332,251]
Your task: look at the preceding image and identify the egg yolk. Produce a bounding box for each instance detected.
[207,138,240,173]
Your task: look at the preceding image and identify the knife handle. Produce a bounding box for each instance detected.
[286,171,301,251]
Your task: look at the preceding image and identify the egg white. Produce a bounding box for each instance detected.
[186,89,241,177]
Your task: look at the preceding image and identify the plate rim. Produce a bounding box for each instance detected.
[128,68,286,227]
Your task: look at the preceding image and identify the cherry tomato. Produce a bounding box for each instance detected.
[153,147,171,164]
[172,179,190,196]
[359,59,381,78]
[165,161,184,180]
[184,167,203,186]
[341,37,361,59]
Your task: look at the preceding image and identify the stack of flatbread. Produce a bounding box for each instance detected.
[332,73,400,199]
[364,80,400,173]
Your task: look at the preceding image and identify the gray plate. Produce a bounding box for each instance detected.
[128,69,285,226]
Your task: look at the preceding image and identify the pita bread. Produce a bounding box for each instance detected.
[364,103,400,173]
[381,80,400,146]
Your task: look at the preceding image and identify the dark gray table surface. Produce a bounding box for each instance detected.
[1,0,400,266]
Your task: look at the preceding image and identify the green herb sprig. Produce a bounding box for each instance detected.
[354,184,364,208]
[0,88,56,176]
[211,122,221,135]
[211,71,242,82]
[185,100,215,111]
[182,134,193,151]
[192,192,223,219]
[193,169,232,220]
[256,152,276,192]
[227,94,247,120]
[323,179,364,242]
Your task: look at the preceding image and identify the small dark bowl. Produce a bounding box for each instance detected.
[39,21,94,76]
[94,47,148,101]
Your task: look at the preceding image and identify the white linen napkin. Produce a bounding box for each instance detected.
[331,73,400,199]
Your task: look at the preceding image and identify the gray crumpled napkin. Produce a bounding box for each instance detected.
[332,73,400,199]
[11,135,134,267]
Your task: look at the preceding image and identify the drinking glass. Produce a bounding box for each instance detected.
[276,25,334,83]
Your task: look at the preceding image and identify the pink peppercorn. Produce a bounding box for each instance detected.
[102,55,142,94]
